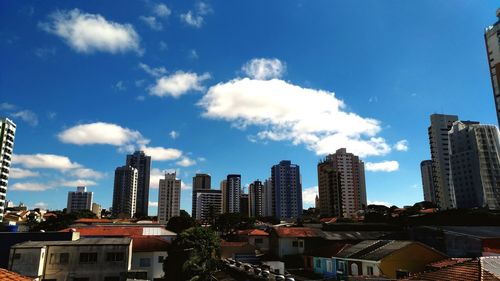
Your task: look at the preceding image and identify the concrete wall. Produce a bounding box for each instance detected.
[278,238,304,257]
[248,236,269,252]
[131,251,167,280]
[9,247,45,278]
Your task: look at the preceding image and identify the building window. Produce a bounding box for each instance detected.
[298,240,304,248]
[292,241,298,247]
[338,260,346,273]
[367,266,374,275]
[60,253,69,264]
[351,263,359,276]
[13,253,21,260]
[139,258,151,267]
[255,238,263,244]
[326,260,333,272]
[315,259,321,268]
[158,256,165,263]
[106,252,124,262]
[79,253,97,263]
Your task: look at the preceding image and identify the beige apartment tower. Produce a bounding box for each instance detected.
[158,172,181,224]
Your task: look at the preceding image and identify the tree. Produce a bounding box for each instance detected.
[180,209,191,218]
[163,227,220,281]
[213,213,255,236]
[166,215,197,234]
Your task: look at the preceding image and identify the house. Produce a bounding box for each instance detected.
[130,236,169,281]
[235,229,270,252]
[9,237,132,281]
[220,241,257,262]
[406,256,500,280]
[334,240,447,279]
[411,226,500,257]
[270,227,323,258]
[0,268,36,281]
[60,225,177,242]
[306,244,351,279]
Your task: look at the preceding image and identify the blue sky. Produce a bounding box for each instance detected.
[1,0,498,215]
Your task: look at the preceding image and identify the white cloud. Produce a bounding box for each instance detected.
[139,16,162,31]
[68,168,104,179]
[139,62,167,77]
[154,3,171,17]
[58,122,145,146]
[242,58,286,80]
[40,9,141,54]
[113,80,126,91]
[159,41,168,51]
[149,201,158,207]
[180,11,203,28]
[150,71,210,98]
[176,157,196,167]
[394,139,409,152]
[10,182,52,191]
[34,47,56,59]
[149,168,164,189]
[199,77,392,157]
[0,102,16,110]
[368,200,392,207]
[365,161,399,172]
[59,179,97,187]
[34,202,48,209]
[141,146,182,161]
[302,186,318,206]
[181,181,192,190]
[188,49,198,59]
[13,154,81,170]
[9,167,40,179]
[196,2,212,15]
[169,130,179,139]
[11,110,38,126]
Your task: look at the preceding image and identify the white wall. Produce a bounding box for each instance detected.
[131,251,167,280]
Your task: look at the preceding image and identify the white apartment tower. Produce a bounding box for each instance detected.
[449,121,500,210]
[428,114,459,209]
[112,165,138,218]
[485,9,500,126]
[66,186,93,214]
[158,172,181,224]
[195,190,222,222]
[0,118,15,222]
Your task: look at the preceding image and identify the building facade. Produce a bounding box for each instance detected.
[157,173,181,224]
[249,180,264,217]
[191,173,211,219]
[449,121,500,209]
[126,151,151,217]
[0,118,16,222]
[112,166,138,218]
[317,158,342,217]
[262,178,273,217]
[91,203,102,218]
[271,160,302,220]
[485,9,500,126]
[66,186,93,214]
[420,160,436,203]
[225,174,241,213]
[428,114,459,209]
[195,190,222,222]
[240,193,249,217]
[221,180,228,213]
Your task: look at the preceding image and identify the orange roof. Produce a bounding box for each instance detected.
[274,227,320,238]
[419,208,438,214]
[220,241,250,247]
[75,218,113,223]
[132,236,169,252]
[60,226,144,236]
[428,258,473,269]
[320,217,338,223]
[236,229,269,236]
[0,268,34,281]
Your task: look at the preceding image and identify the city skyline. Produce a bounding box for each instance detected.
[1,1,499,215]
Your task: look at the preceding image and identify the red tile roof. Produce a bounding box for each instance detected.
[408,259,480,281]
[427,258,472,269]
[74,218,113,224]
[60,226,144,236]
[320,217,338,223]
[274,227,320,238]
[236,229,269,236]
[132,236,169,252]
[0,268,34,281]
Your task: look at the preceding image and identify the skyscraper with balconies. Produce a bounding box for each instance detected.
[112,165,138,218]
[0,118,16,222]
[271,160,302,220]
[420,160,436,204]
[192,173,211,218]
[485,9,500,126]
[158,172,181,224]
[225,174,241,213]
[66,186,93,214]
[126,151,151,217]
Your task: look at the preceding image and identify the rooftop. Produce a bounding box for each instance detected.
[407,257,500,281]
[132,236,169,252]
[335,240,417,261]
[236,229,269,236]
[12,237,132,248]
[274,227,321,238]
[60,225,176,237]
[0,268,34,281]
[423,226,500,239]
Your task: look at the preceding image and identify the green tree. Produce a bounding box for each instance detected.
[163,227,220,281]
[166,215,197,234]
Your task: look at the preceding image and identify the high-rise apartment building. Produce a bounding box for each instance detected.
[317,158,342,217]
[240,193,249,217]
[220,180,228,213]
[428,114,459,209]
[225,175,241,213]
[318,149,366,218]
[126,151,151,217]
[0,118,15,222]
[112,165,138,218]
[271,160,302,220]
[158,172,181,224]
[420,160,436,204]
[449,121,500,210]
[485,9,500,126]
[195,190,222,222]
[66,186,92,214]
[91,202,102,218]
[262,178,273,217]
[249,180,264,217]
[191,173,211,218]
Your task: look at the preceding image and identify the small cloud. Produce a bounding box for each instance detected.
[169,130,180,139]
[411,93,417,97]
[34,202,48,209]
[180,11,203,28]
[368,96,378,103]
[11,110,39,126]
[141,146,182,161]
[188,49,198,59]
[10,182,53,191]
[176,157,196,167]
[365,161,399,172]
[34,47,56,59]
[113,81,126,91]
[181,181,192,190]
[153,3,171,18]
[47,111,57,119]
[302,186,318,206]
[149,201,158,207]
[139,62,167,77]
[139,16,163,31]
[0,102,16,111]
[9,167,40,179]
[368,200,392,207]
[242,58,286,80]
[136,95,145,101]
[149,71,210,98]
[394,140,408,152]
[159,41,168,51]
[197,157,206,162]
[196,2,212,15]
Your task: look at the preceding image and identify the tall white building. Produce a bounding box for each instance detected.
[420,160,436,203]
[485,9,500,126]
[195,190,222,222]
[225,175,241,213]
[112,165,138,218]
[449,121,500,210]
[428,114,458,209]
[66,186,93,214]
[0,118,16,222]
[158,172,181,224]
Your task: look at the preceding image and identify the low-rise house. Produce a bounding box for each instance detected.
[334,240,447,279]
[220,241,257,262]
[270,227,322,258]
[406,256,500,280]
[307,244,351,278]
[130,236,169,281]
[9,237,132,281]
[235,229,270,252]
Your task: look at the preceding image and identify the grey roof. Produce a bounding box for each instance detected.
[12,237,131,248]
[335,240,414,261]
[321,231,390,241]
[438,226,500,239]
